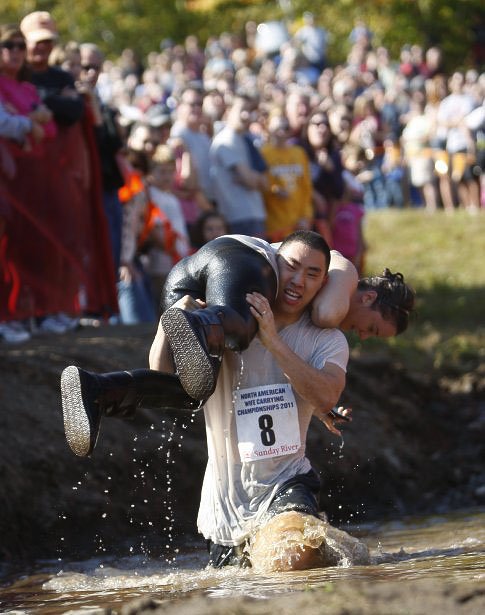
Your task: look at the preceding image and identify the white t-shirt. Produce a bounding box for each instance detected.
[197,313,349,546]
[437,93,476,153]
[228,234,279,272]
[209,127,266,224]
[170,123,213,200]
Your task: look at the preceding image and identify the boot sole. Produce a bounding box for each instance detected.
[60,366,94,457]
[161,308,216,400]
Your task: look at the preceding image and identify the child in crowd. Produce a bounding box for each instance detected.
[117,146,170,324]
[189,210,229,250]
[335,147,368,274]
[382,136,405,208]
[145,144,191,306]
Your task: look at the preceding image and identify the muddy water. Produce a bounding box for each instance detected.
[1,508,484,614]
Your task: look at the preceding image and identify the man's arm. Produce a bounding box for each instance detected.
[232,162,268,191]
[149,295,206,372]
[149,317,175,372]
[311,250,358,329]
[246,293,346,413]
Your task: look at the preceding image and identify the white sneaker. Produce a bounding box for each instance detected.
[55,313,80,331]
[39,316,68,334]
[0,321,31,343]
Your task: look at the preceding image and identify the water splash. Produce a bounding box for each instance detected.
[248,510,370,572]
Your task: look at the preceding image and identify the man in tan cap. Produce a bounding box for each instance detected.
[20,10,83,126]
[20,11,58,45]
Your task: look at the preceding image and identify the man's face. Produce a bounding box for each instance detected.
[27,38,54,69]
[275,242,328,322]
[285,94,310,133]
[339,291,397,340]
[268,115,290,145]
[229,99,254,132]
[80,49,102,87]
[179,89,203,128]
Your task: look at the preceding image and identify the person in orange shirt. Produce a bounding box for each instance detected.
[117,147,175,324]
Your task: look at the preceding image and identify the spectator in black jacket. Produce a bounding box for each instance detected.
[20,11,83,126]
[79,42,125,274]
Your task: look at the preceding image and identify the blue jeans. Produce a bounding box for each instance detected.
[117,261,156,325]
[363,167,388,210]
[385,173,405,208]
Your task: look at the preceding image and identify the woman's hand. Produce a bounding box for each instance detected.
[172,295,206,311]
[29,104,52,125]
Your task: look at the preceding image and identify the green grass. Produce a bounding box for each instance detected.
[354,209,485,373]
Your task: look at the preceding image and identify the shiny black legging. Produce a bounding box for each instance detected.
[161,236,278,351]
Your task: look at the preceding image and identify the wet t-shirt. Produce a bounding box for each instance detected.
[197,312,349,546]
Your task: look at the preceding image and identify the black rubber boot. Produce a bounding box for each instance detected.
[60,366,201,457]
[161,306,226,400]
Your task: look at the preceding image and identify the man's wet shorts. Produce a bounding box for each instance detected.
[207,469,321,568]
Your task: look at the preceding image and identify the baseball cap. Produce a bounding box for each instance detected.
[20,11,58,44]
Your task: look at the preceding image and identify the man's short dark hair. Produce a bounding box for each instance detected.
[278,231,331,274]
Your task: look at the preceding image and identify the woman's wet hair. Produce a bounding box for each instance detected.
[358,269,416,334]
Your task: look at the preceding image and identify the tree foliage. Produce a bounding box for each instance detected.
[2,0,483,70]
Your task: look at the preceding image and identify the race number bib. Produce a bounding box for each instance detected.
[234,383,301,461]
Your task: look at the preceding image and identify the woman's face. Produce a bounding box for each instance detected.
[0,36,27,77]
[307,113,331,149]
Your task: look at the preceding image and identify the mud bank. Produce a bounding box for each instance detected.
[0,323,484,566]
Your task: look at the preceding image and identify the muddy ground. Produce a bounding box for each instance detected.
[0,323,484,612]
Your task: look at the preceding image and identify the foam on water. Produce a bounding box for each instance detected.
[42,560,252,594]
[248,510,370,572]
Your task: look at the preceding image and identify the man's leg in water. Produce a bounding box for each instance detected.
[250,511,324,572]
[249,471,324,572]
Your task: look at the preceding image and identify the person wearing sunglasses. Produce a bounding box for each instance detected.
[0,24,55,150]
[0,23,57,343]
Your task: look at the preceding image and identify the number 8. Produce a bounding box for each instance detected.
[258,414,276,446]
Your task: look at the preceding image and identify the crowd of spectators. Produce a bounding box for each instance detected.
[1,10,484,343]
